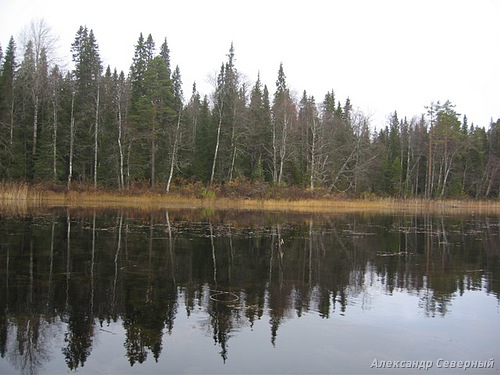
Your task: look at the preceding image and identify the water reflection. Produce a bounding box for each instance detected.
[0,209,498,374]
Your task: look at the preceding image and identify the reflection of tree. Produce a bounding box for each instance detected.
[122,213,178,365]
[0,210,498,370]
[9,316,53,375]
[62,212,94,370]
[208,299,233,362]
[3,219,56,375]
[268,224,286,346]
[62,314,93,370]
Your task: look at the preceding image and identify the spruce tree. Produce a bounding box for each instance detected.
[136,55,173,186]
[166,65,183,192]
[160,37,171,77]
[70,26,102,185]
[210,43,240,184]
[271,63,295,184]
[0,36,16,177]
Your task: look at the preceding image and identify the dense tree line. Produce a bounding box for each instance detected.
[1,22,499,197]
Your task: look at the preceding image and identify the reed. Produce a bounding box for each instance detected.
[1,183,500,215]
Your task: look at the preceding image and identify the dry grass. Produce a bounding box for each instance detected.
[0,182,45,214]
[1,182,500,215]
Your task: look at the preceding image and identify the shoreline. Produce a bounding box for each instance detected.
[1,183,499,215]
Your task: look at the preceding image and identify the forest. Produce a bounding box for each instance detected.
[0,21,499,198]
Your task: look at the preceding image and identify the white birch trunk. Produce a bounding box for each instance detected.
[166,112,181,193]
[94,85,100,188]
[117,98,124,189]
[52,97,58,180]
[68,92,75,189]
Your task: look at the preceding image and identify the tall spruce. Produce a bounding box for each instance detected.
[0,36,17,177]
[247,74,271,181]
[210,43,240,184]
[69,26,102,186]
[271,63,295,184]
[137,55,174,186]
[166,65,183,192]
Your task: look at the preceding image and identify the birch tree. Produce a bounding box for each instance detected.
[210,44,240,185]
[20,19,58,179]
[166,65,183,192]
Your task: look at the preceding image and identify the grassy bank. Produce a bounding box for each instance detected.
[1,182,500,215]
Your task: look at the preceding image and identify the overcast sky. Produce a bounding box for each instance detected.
[1,0,499,129]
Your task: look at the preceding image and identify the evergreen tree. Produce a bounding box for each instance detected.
[0,36,17,177]
[271,63,296,184]
[22,40,49,179]
[166,65,184,192]
[484,119,500,197]
[97,66,118,186]
[128,33,158,184]
[130,33,149,104]
[298,91,321,189]
[210,43,241,184]
[134,55,174,186]
[182,83,202,179]
[194,95,215,182]
[432,100,462,196]
[246,74,271,181]
[69,26,102,185]
[159,37,171,77]
[34,64,63,181]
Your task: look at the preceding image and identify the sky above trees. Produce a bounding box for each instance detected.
[0,0,499,129]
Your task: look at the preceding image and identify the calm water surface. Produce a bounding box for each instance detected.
[0,208,499,374]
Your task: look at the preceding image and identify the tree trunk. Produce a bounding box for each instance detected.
[166,112,181,193]
[32,96,39,157]
[426,130,433,198]
[210,102,223,186]
[278,115,288,185]
[151,101,157,187]
[151,121,156,187]
[117,98,124,189]
[93,85,100,188]
[68,92,75,189]
[10,99,15,146]
[272,119,278,184]
[310,118,318,191]
[52,96,58,180]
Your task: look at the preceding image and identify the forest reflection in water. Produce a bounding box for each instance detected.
[0,208,499,374]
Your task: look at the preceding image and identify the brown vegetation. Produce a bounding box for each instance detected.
[1,181,500,215]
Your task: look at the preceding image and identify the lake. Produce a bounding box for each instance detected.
[0,208,498,374]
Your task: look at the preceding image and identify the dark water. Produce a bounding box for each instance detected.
[0,208,499,374]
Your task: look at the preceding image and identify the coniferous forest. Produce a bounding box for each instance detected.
[1,23,499,198]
